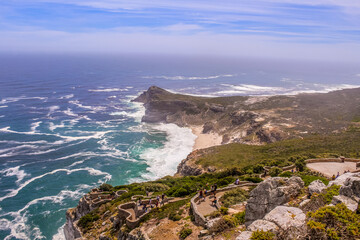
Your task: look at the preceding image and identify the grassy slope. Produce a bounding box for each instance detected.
[195,131,360,170]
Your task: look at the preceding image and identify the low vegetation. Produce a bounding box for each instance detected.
[194,132,360,170]
[307,203,360,239]
[221,188,249,208]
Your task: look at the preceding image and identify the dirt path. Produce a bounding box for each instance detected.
[196,192,225,216]
[306,162,357,177]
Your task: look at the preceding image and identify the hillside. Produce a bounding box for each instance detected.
[133,86,360,145]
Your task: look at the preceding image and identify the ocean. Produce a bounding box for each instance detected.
[0,54,359,240]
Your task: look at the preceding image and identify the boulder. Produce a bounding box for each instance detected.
[205,217,221,230]
[245,176,304,225]
[328,172,360,187]
[339,175,360,201]
[247,219,278,233]
[264,206,306,239]
[236,231,253,240]
[331,195,358,212]
[308,179,326,195]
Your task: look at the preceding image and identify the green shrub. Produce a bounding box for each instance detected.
[99,183,113,192]
[233,211,246,225]
[168,212,182,221]
[220,206,229,215]
[279,171,293,178]
[253,165,264,174]
[299,174,329,186]
[295,159,306,172]
[207,210,221,219]
[321,185,340,203]
[307,203,360,239]
[244,176,263,183]
[173,187,189,197]
[78,212,100,231]
[250,230,275,240]
[139,183,170,192]
[179,227,192,239]
[269,167,282,177]
[221,188,249,208]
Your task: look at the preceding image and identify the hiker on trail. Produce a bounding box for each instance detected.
[149,198,153,208]
[336,172,340,178]
[161,193,166,206]
[199,189,203,202]
[138,198,142,206]
[332,174,336,180]
[142,202,147,212]
[212,196,217,207]
[235,178,240,185]
[203,188,207,199]
[146,190,149,197]
[213,183,217,196]
[155,199,159,208]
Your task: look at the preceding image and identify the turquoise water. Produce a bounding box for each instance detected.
[0,54,359,239]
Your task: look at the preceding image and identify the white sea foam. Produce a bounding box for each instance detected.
[63,108,78,117]
[59,94,74,99]
[88,88,128,92]
[0,105,7,108]
[69,100,106,111]
[30,121,42,132]
[0,167,111,202]
[0,126,108,144]
[0,96,47,105]
[47,106,60,116]
[0,166,29,185]
[139,123,196,180]
[0,184,91,240]
[48,121,66,131]
[52,225,65,240]
[142,74,235,81]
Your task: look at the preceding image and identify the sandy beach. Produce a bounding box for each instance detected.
[190,126,223,150]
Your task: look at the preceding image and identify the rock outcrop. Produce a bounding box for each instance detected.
[64,197,92,240]
[308,179,326,195]
[245,176,304,226]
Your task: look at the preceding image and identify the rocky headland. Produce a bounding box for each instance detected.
[64,86,360,239]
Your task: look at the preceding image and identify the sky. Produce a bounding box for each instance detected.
[1,0,360,61]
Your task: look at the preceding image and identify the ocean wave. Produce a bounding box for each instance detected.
[47,106,60,116]
[0,126,108,143]
[139,123,196,180]
[0,96,47,105]
[59,94,74,99]
[69,100,106,111]
[52,225,65,240]
[0,105,7,108]
[88,88,128,92]
[0,167,111,202]
[0,166,29,185]
[142,74,235,81]
[30,121,42,132]
[0,185,90,240]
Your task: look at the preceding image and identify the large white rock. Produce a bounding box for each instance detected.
[339,175,360,201]
[245,176,304,225]
[236,231,252,240]
[248,219,278,233]
[332,195,358,212]
[264,206,306,239]
[308,179,326,195]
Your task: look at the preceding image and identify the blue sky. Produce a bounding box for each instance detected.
[1,0,360,61]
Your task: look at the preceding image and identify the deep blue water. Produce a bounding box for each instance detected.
[0,54,359,239]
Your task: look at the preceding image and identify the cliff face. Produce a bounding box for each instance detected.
[134,86,360,145]
[64,197,92,240]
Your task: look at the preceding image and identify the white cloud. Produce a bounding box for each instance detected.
[1,29,360,63]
